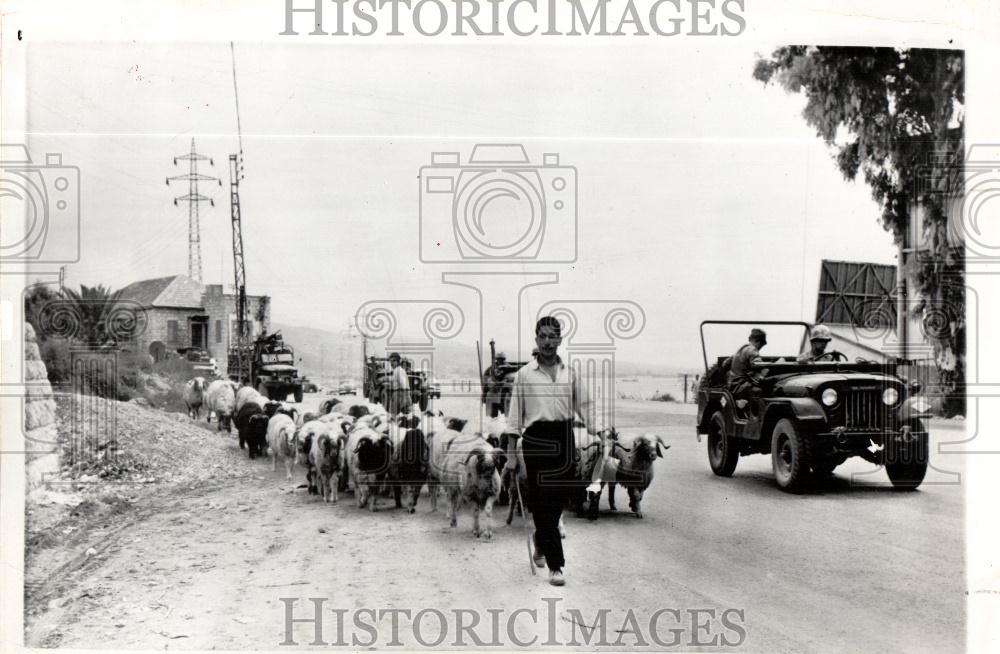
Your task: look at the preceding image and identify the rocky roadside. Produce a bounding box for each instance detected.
[24,393,247,621]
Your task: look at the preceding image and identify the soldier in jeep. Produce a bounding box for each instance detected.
[726,328,767,402]
[797,324,834,363]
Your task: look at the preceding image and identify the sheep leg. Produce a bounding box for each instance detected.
[428,480,438,512]
[482,497,495,540]
[272,451,278,472]
[285,456,293,481]
[608,483,618,511]
[448,490,459,528]
[408,484,420,514]
[629,487,643,519]
[472,504,481,537]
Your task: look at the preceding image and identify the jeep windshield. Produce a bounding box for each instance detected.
[700,321,810,371]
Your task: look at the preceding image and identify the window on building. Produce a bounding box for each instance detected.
[167,320,179,344]
[215,320,222,343]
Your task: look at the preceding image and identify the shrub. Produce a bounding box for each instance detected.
[152,358,195,383]
[39,337,74,385]
[650,392,677,403]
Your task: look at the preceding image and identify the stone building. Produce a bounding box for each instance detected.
[117,275,269,376]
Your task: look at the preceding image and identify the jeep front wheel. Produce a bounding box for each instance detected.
[707,410,738,477]
[885,420,928,490]
[294,388,304,403]
[771,418,811,492]
[811,460,839,477]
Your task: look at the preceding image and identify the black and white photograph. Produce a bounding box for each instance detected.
[1,1,997,652]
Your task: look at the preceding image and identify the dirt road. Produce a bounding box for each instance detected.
[24,394,965,651]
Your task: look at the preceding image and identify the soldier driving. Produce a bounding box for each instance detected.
[726,328,767,403]
[797,324,833,363]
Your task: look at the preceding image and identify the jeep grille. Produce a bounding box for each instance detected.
[843,389,886,431]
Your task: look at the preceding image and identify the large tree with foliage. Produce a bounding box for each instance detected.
[26,284,139,347]
[754,46,965,415]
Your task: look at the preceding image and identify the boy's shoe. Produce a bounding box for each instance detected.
[549,569,565,586]
[532,532,545,568]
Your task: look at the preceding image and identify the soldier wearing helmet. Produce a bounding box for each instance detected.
[797,325,833,363]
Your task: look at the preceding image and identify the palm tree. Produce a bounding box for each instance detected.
[60,284,131,346]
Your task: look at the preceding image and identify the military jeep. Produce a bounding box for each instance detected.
[696,321,933,492]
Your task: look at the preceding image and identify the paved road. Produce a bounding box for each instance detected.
[27,392,965,651]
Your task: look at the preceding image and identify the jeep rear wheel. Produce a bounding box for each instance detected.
[771,418,811,492]
[707,410,738,477]
[885,420,928,491]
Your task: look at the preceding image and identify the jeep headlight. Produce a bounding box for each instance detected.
[821,388,838,407]
[882,387,899,406]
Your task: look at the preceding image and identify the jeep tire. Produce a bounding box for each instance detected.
[771,418,811,492]
[811,459,839,477]
[294,388,304,403]
[885,420,928,490]
[707,410,739,477]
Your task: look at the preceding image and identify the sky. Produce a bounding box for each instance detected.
[22,41,899,369]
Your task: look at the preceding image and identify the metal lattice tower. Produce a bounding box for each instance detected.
[166,139,220,281]
[229,152,249,383]
[228,41,251,384]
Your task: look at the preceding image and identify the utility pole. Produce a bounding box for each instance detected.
[229,41,250,385]
[229,153,248,383]
[166,138,220,281]
[58,266,65,293]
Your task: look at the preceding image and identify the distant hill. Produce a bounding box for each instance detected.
[271,322,699,384]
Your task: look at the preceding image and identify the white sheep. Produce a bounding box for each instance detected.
[204,379,236,432]
[183,377,206,420]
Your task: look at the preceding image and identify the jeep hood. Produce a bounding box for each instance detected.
[777,372,900,395]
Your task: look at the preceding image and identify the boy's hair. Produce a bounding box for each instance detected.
[535,316,562,336]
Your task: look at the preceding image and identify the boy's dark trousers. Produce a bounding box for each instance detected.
[522,420,575,571]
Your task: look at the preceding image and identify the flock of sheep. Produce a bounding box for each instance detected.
[181,377,669,539]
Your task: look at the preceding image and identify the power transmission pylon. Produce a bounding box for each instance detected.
[166,139,220,281]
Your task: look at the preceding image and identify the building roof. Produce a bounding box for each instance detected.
[118,275,206,309]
